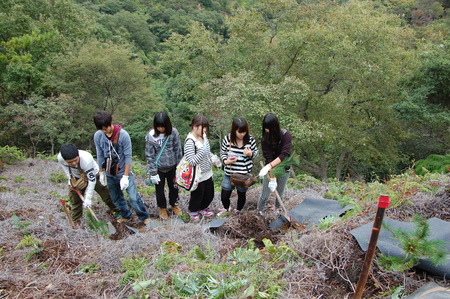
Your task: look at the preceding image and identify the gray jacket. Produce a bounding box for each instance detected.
[145,127,182,175]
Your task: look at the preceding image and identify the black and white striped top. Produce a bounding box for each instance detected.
[184,133,213,181]
[220,134,258,175]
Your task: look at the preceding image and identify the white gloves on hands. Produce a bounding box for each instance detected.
[99,171,107,186]
[150,174,161,185]
[259,164,272,178]
[83,197,92,208]
[268,178,277,192]
[120,175,129,190]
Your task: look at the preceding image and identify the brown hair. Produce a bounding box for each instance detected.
[189,114,209,135]
[230,117,250,145]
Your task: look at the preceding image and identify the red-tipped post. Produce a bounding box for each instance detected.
[354,195,390,299]
[60,199,75,227]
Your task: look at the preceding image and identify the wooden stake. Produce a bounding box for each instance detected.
[354,195,390,299]
[60,199,75,228]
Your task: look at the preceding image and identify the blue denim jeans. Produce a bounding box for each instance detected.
[107,173,150,221]
[221,174,248,193]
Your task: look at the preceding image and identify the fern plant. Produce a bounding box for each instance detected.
[378,214,447,272]
[414,154,450,175]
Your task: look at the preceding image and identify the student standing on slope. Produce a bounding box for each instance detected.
[257,113,292,214]
[93,110,151,224]
[218,118,258,215]
[183,115,220,221]
[145,112,183,220]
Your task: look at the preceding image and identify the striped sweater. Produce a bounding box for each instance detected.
[220,134,259,175]
[183,133,213,182]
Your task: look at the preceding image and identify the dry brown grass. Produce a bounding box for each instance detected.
[0,158,449,298]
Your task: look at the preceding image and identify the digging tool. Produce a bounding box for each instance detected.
[260,161,291,223]
[69,186,100,221]
[59,199,75,228]
[354,195,390,299]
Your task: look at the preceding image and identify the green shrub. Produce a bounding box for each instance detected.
[414,154,450,175]
[49,172,67,183]
[14,176,25,183]
[0,146,25,168]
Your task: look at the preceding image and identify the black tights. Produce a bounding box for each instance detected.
[221,189,247,210]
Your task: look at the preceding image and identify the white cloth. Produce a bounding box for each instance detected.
[259,164,272,178]
[120,175,129,190]
[268,178,277,192]
[58,150,99,201]
[150,174,161,184]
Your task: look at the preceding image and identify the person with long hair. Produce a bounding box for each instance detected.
[145,112,183,220]
[183,115,220,221]
[257,113,292,214]
[218,118,258,215]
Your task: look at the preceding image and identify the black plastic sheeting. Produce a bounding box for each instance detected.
[406,282,450,299]
[351,217,450,278]
[270,197,352,229]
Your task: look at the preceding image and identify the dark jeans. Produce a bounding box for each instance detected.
[189,177,214,212]
[107,173,150,221]
[69,176,119,222]
[155,167,179,208]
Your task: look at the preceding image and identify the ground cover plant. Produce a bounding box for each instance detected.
[0,157,449,298]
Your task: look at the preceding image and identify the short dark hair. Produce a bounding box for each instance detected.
[262,113,281,144]
[93,110,112,130]
[60,143,79,160]
[230,117,250,145]
[153,112,173,137]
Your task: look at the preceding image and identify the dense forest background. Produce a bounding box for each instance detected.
[1,0,449,181]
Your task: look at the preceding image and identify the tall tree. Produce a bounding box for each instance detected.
[159,0,420,180]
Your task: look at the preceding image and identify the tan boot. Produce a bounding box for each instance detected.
[159,208,169,220]
[172,205,182,216]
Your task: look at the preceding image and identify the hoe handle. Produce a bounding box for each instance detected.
[69,186,100,222]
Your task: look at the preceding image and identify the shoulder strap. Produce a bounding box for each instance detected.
[155,136,170,167]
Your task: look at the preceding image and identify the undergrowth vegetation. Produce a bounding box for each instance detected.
[125,239,301,298]
[0,157,449,298]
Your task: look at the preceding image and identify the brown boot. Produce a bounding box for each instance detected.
[159,208,169,220]
[172,205,182,216]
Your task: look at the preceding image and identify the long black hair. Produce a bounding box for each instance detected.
[153,112,173,137]
[262,113,282,144]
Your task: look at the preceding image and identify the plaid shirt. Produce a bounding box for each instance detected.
[145,127,182,175]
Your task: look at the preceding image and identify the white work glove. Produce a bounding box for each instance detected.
[259,164,272,178]
[150,174,161,185]
[83,196,92,208]
[68,179,71,187]
[120,175,129,190]
[99,171,107,186]
[268,178,277,192]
